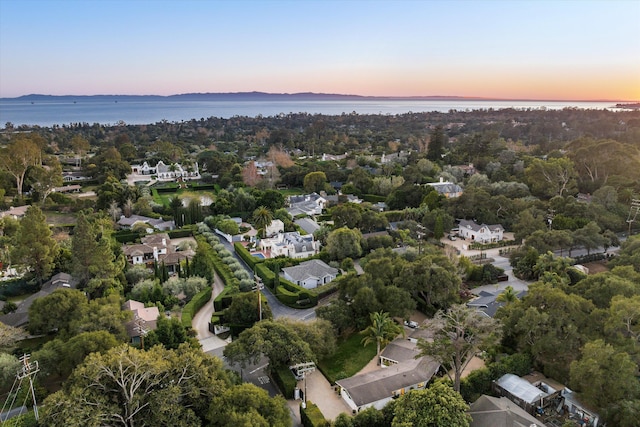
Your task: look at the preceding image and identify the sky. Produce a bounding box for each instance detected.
[1,0,639,100]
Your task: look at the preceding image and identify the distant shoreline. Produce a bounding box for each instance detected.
[1,92,635,104]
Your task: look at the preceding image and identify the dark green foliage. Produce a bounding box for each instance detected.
[181,287,212,328]
[234,241,264,270]
[300,401,329,427]
[272,364,298,399]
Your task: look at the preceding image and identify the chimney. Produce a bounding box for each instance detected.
[440,177,444,183]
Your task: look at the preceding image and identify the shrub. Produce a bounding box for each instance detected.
[272,364,298,399]
[181,287,212,328]
[300,402,329,427]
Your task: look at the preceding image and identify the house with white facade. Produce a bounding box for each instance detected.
[259,232,319,259]
[282,259,339,289]
[457,219,504,243]
[265,219,285,237]
[130,161,200,181]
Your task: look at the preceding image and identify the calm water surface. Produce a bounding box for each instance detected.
[0,98,622,127]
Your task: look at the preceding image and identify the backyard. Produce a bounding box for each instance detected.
[318,332,377,384]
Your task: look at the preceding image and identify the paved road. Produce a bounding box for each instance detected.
[217,234,318,321]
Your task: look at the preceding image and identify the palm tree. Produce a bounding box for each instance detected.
[361,311,404,365]
[252,206,273,238]
[496,285,518,305]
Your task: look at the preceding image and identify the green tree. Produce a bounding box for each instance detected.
[496,285,518,305]
[361,311,404,364]
[331,203,363,229]
[12,205,57,285]
[253,206,274,238]
[27,288,88,336]
[208,383,291,427]
[224,291,272,327]
[417,304,501,392]
[569,339,640,410]
[326,227,363,260]
[34,330,120,378]
[525,157,577,198]
[303,171,328,193]
[426,125,446,162]
[0,135,40,197]
[391,381,471,427]
[145,316,198,350]
[223,320,315,367]
[29,155,63,204]
[40,344,233,427]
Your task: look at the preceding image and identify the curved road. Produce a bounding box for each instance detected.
[192,273,228,352]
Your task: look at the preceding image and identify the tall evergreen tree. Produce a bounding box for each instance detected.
[13,205,57,285]
[426,125,446,162]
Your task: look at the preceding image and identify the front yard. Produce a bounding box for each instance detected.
[318,332,377,384]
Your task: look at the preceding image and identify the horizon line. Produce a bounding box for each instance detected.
[1,91,637,103]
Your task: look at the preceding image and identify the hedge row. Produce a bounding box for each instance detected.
[300,402,329,427]
[168,226,196,239]
[213,285,235,311]
[234,242,264,270]
[181,287,212,328]
[255,263,276,289]
[272,364,297,399]
[113,231,142,243]
[277,278,317,308]
[361,194,386,203]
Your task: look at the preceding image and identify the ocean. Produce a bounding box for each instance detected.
[0,98,623,128]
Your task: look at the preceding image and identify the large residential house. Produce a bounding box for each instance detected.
[427,177,463,198]
[259,232,319,259]
[0,273,78,328]
[131,161,200,181]
[123,300,160,345]
[282,259,339,289]
[457,219,504,243]
[121,233,194,274]
[336,327,440,412]
[286,193,327,217]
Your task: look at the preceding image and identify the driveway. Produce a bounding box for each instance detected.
[192,272,228,352]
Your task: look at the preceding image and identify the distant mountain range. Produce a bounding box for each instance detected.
[3,92,490,102]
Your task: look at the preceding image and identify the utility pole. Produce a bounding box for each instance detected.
[0,354,41,422]
[627,199,640,236]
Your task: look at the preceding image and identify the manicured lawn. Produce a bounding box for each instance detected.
[318,332,376,384]
[278,187,304,196]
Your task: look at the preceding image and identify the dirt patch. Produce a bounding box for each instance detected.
[582,260,609,274]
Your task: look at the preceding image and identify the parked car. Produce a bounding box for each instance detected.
[404,320,418,328]
[447,234,457,241]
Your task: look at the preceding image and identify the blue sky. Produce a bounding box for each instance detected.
[1,0,638,100]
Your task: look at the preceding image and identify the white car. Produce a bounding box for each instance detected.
[404,320,418,328]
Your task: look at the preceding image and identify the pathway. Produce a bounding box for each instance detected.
[192,272,228,352]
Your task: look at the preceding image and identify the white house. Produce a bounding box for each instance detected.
[457,219,504,243]
[259,232,319,259]
[265,219,285,237]
[282,259,339,289]
[130,161,200,181]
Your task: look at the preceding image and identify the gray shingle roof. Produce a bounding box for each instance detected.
[282,259,338,283]
[336,357,439,407]
[468,395,548,427]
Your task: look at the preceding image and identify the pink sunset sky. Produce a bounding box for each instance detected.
[1,0,638,101]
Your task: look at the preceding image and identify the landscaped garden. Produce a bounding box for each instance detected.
[318,332,377,384]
